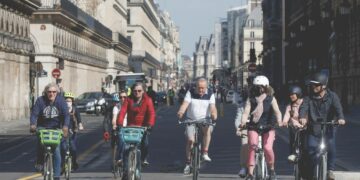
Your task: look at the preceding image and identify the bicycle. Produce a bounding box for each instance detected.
[112,128,123,179]
[313,119,339,180]
[120,126,147,180]
[63,131,73,180]
[178,118,215,180]
[37,129,63,180]
[241,124,274,180]
[291,127,305,180]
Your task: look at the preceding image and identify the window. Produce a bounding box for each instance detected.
[250,42,255,49]
[249,19,254,27]
[250,31,255,38]
[127,9,130,24]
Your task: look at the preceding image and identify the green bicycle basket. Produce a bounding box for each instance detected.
[38,129,63,146]
[121,127,145,144]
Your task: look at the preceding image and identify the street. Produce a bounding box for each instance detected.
[1,103,360,180]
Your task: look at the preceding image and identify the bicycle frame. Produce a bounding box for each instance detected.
[293,128,304,180]
[255,133,268,180]
[64,136,72,180]
[43,146,53,180]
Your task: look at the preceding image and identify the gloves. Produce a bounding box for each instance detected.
[103,131,110,141]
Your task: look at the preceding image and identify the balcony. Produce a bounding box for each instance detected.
[38,0,112,40]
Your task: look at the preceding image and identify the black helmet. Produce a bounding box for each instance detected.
[288,85,302,97]
[309,72,328,86]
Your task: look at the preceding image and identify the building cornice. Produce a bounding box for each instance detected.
[128,0,159,28]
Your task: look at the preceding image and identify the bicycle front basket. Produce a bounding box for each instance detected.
[38,129,63,146]
[121,128,145,144]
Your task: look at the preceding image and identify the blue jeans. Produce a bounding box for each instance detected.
[307,127,336,175]
[37,140,61,178]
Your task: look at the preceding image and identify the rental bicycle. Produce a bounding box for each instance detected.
[63,131,73,180]
[37,129,63,180]
[179,118,215,180]
[112,128,123,179]
[241,124,274,180]
[120,126,147,180]
[314,119,339,180]
[291,128,305,180]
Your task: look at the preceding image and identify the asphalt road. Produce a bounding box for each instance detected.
[1,102,360,180]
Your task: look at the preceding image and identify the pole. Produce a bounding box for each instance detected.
[36,71,39,99]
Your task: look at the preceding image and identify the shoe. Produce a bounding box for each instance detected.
[327,170,335,180]
[183,164,191,175]
[142,159,150,166]
[116,159,123,166]
[270,169,277,180]
[287,154,297,163]
[238,167,247,178]
[245,174,254,180]
[202,154,212,162]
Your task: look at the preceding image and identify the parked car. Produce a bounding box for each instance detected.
[75,92,112,115]
[226,90,235,103]
[156,91,167,104]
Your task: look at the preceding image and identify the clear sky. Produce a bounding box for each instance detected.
[155,0,247,57]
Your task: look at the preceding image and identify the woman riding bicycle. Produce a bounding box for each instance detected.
[61,92,84,171]
[282,85,305,163]
[117,82,156,165]
[30,83,70,180]
[239,75,282,180]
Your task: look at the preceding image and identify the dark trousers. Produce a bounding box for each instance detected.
[307,128,336,176]
[61,133,78,166]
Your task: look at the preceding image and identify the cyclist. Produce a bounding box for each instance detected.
[282,85,305,163]
[234,99,249,178]
[103,91,128,167]
[299,72,346,180]
[61,92,83,171]
[30,83,70,180]
[239,75,282,180]
[177,77,217,175]
[117,82,156,165]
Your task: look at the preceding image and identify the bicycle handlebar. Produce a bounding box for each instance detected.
[178,118,216,126]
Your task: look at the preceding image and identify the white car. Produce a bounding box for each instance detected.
[226,90,235,103]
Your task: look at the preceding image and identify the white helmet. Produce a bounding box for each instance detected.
[253,75,269,86]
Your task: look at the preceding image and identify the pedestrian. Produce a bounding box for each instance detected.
[30,83,70,180]
[147,86,157,107]
[299,72,346,180]
[177,77,217,175]
[167,87,175,105]
[239,75,283,180]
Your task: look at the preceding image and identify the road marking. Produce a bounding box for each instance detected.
[17,173,41,180]
[17,139,104,180]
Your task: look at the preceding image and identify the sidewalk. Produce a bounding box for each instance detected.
[0,118,29,135]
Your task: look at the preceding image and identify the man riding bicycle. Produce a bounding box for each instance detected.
[299,72,345,180]
[177,77,218,175]
[117,82,156,165]
[30,83,70,180]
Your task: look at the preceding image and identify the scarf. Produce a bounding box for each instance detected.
[251,93,267,123]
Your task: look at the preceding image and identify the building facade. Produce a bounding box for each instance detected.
[0,0,41,122]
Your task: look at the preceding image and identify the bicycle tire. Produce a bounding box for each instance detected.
[294,162,300,180]
[318,155,327,180]
[254,153,263,180]
[43,154,49,180]
[44,153,53,180]
[192,144,200,180]
[126,149,137,180]
[64,155,72,180]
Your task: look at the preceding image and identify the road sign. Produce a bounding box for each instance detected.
[52,68,61,79]
[248,63,257,72]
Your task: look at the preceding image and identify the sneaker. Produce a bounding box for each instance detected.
[238,167,247,178]
[287,154,297,163]
[202,154,212,162]
[183,164,191,175]
[270,169,277,180]
[327,170,335,180]
[142,159,150,166]
[245,174,254,180]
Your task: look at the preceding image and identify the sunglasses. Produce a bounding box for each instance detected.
[120,96,127,99]
[133,90,143,93]
[47,91,57,94]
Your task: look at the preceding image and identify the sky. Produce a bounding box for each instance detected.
[155,0,247,57]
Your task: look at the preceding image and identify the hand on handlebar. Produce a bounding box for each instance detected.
[299,118,307,126]
[30,125,36,134]
[62,127,69,138]
[338,119,346,125]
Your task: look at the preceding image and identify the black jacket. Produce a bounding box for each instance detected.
[299,90,344,136]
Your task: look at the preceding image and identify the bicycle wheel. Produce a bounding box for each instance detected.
[294,162,300,180]
[44,153,53,180]
[254,153,263,180]
[64,155,72,180]
[318,155,327,180]
[192,144,200,180]
[126,149,137,180]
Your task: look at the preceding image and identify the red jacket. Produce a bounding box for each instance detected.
[117,94,156,127]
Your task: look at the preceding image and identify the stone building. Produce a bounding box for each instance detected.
[30,0,131,98]
[127,0,161,91]
[0,0,41,121]
[193,34,216,80]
